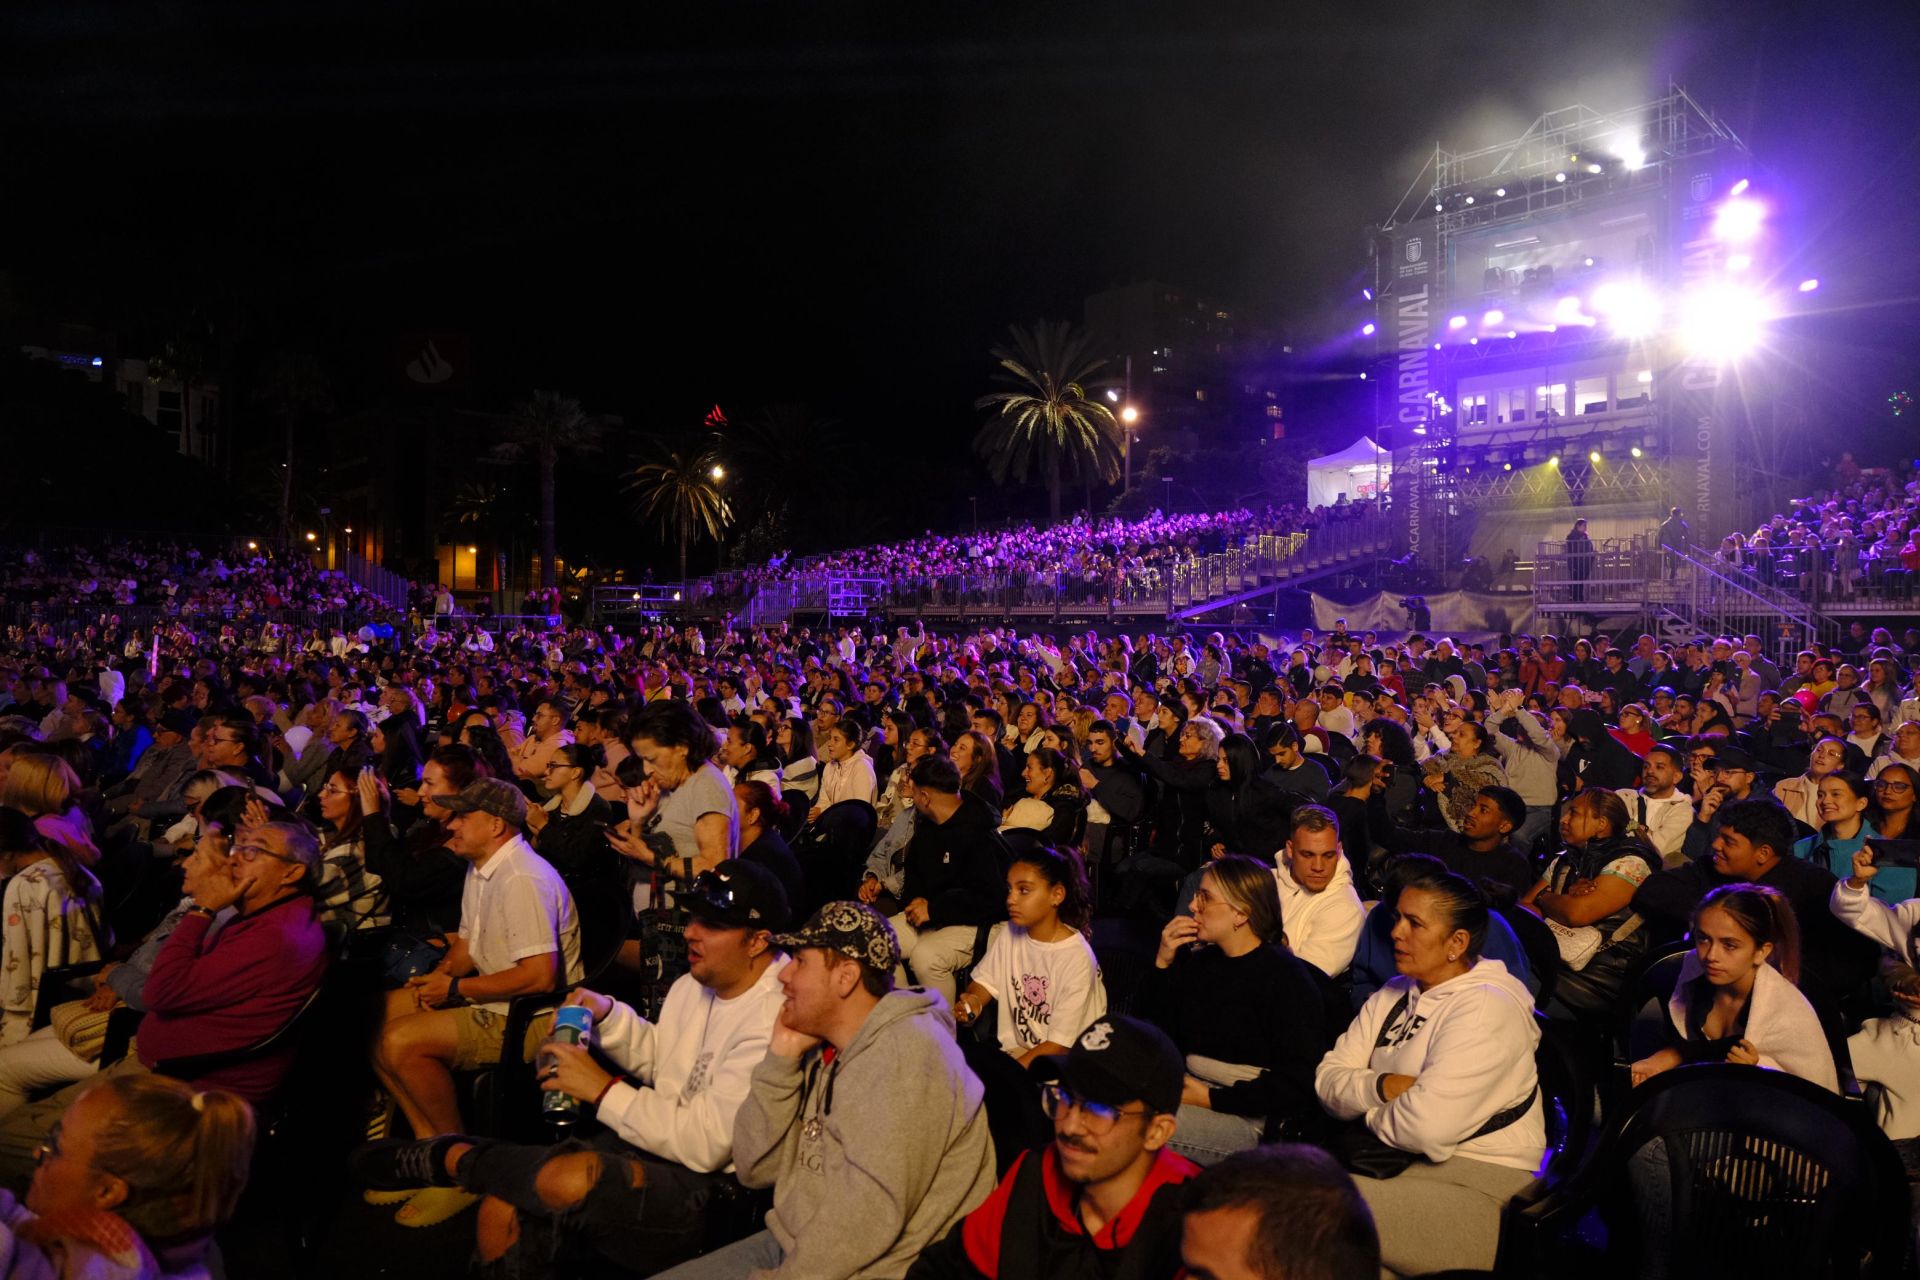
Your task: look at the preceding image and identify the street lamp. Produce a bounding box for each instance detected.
[1161,476,1173,512]
[1120,404,1141,495]
[304,531,317,543]
[709,465,725,481]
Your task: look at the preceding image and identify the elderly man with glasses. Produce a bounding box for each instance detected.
[0,818,330,1187]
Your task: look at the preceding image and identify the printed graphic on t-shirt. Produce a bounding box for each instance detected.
[1381,1004,1427,1048]
[1011,971,1053,1045]
[681,1050,714,1102]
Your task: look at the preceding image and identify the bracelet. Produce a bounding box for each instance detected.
[590,1077,619,1109]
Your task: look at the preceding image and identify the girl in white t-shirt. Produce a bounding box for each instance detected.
[953,846,1106,1065]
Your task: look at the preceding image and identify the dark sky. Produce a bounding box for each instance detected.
[7,0,1919,507]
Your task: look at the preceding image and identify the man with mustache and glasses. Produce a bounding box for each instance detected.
[908,1016,1198,1280]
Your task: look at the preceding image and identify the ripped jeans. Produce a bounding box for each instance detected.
[457,1128,716,1279]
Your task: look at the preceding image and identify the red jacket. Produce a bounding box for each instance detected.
[138,893,330,1103]
[909,1144,1197,1280]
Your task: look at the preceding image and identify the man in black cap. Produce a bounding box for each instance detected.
[908,1015,1199,1280]
[656,899,994,1279]
[357,861,793,1271]
[1673,742,1765,863]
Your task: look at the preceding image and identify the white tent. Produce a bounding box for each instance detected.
[1306,435,1391,508]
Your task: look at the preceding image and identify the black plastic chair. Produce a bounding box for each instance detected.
[1504,1063,1912,1278]
[458,875,635,1140]
[1496,904,1562,1011]
[1609,941,1693,1078]
[792,800,877,915]
[778,789,810,842]
[1493,1013,1604,1272]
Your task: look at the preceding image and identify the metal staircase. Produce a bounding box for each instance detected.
[1170,511,1394,620]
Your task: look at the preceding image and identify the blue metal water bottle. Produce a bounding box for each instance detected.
[541,1004,596,1126]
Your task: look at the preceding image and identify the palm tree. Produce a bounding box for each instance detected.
[624,445,733,585]
[973,321,1123,521]
[252,347,333,551]
[500,390,600,590]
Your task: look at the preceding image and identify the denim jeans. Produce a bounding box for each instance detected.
[653,1229,784,1280]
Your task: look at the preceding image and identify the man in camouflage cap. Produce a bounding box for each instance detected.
[657,900,994,1279]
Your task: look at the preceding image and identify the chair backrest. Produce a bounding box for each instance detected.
[1614,1064,1910,1276]
[1498,904,1563,1010]
[793,800,879,914]
[1532,1012,1599,1177]
[1612,943,1692,1066]
[566,869,633,985]
[778,790,810,841]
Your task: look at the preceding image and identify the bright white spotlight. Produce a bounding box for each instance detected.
[1553,295,1586,326]
[1362,288,1373,301]
[1434,202,1444,212]
[1106,389,1120,402]
[1494,187,1507,197]
[1592,281,1661,340]
[1679,283,1768,359]
[1713,197,1765,243]
[1798,278,1820,293]
[1631,446,1643,458]
[1447,315,1468,331]
[1554,172,1567,183]
[1464,195,1475,205]
[1727,253,1752,272]
[1589,450,1602,463]
[1483,309,1505,326]
[1586,163,1604,174]
[1730,178,1750,196]
[1361,323,1376,336]
[1506,330,1518,338]
[1611,131,1646,171]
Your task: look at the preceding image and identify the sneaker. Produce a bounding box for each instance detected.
[363,1187,415,1206]
[394,1186,481,1228]
[353,1137,465,1192]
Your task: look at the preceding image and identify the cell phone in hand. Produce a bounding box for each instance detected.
[1868,840,1920,870]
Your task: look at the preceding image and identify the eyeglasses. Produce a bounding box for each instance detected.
[1873,780,1914,794]
[231,840,300,866]
[1038,1083,1149,1135]
[319,784,351,797]
[33,1119,63,1167]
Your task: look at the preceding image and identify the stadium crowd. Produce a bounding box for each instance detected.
[0,521,1913,1277]
[1714,457,1920,598]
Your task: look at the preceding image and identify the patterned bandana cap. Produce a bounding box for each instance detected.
[773,900,901,972]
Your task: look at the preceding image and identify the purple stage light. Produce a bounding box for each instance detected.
[1730,178,1750,196]
[1680,283,1766,359]
[1447,315,1468,330]
[1362,288,1373,301]
[1361,323,1376,336]
[1798,278,1819,293]
[1483,309,1505,326]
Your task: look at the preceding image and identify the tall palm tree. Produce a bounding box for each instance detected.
[252,347,333,551]
[973,321,1123,521]
[624,444,733,585]
[500,390,600,590]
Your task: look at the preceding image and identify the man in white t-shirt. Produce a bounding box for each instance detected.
[369,778,582,1226]
[358,861,788,1267]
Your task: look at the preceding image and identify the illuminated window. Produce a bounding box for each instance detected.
[1195,389,1207,402]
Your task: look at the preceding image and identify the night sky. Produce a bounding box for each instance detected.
[7,0,1919,547]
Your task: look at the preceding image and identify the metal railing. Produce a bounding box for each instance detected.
[1531,536,1663,609]
[340,552,415,611]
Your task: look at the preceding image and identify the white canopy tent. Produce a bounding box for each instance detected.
[1306,435,1391,508]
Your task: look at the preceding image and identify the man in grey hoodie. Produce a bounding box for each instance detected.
[659,900,996,1280]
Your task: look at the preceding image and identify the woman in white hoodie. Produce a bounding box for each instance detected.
[809,721,877,821]
[1315,868,1545,1276]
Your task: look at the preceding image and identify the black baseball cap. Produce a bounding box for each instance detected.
[1711,745,1759,772]
[684,861,790,932]
[1043,1016,1185,1115]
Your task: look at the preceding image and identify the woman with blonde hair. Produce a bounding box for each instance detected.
[0,752,84,826]
[0,810,105,1048]
[8,1073,255,1277]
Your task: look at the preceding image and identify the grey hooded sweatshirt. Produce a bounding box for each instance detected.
[733,987,996,1279]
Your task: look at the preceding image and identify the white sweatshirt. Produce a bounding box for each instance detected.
[591,956,789,1173]
[1828,878,1920,968]
[1850,1010,1920,1139]
[1315,958,1545,1172]
[1615,788,1696,867]
[1274,855,1365,978]
[1664,952,1836,1092]
[818,750,879,811]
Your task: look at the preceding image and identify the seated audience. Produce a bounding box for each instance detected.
[908,1015,1198,1280]
[655,901,993,1279]
[1315,869,1544,1277]
[1272,806,1365,978]
[1178,1143,1381,1280]
[1141,856,1337,1165]
[1629,883,1836,1090]
[953,846,1106,1065]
